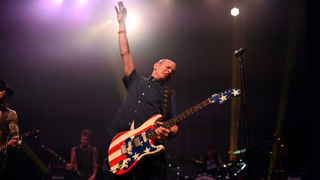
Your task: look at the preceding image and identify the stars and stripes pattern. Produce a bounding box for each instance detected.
[108,114,164,176]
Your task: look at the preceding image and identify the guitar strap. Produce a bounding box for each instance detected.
[161,87,171,121]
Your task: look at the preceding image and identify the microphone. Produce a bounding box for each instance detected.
[234,47,246,57]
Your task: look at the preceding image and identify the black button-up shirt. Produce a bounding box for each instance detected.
[107,69,178,137]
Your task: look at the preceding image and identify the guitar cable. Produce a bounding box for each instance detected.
[103,158,123,172]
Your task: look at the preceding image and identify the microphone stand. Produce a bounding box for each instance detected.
[235,48,254,180]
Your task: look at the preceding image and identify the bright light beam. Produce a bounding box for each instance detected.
[231,7,240,17]
[21,141,47,172]
[125,15,138,30]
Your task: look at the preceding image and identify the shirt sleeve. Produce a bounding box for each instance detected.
[122,69,140,90]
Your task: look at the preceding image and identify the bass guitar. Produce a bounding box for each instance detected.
[42,145,87,180]
[0,127,41,151]
[107,88,240,176]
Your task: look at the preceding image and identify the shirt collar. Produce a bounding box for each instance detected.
[148,76,163,86]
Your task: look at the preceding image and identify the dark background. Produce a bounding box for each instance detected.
[0,0,307,179]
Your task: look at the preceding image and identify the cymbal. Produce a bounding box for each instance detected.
[229,148,247,154]
[166,155,204,167]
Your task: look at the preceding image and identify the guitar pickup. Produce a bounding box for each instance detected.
[120,144,127,155]
[133,136,141,148]
[141,132,147,142]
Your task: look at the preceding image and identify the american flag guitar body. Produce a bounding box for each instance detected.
[108,88,241,176]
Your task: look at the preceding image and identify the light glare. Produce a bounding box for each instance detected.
[55,0,63,3]
[231,7,239,17]
[125,16,138,30]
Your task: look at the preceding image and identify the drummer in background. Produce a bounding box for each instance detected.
[197,145,224,177]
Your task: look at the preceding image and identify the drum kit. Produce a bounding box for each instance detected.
[166,148,247,180]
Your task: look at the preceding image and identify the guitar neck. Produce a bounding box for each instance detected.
[46,148,69,165]
[147,98,212,139]
[0,133,28,151]
[45,147,83,177]
[0,128,41,151]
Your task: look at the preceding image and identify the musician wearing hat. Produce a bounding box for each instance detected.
[0,79,20,176]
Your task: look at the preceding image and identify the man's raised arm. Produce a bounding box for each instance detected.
[115,1,134,77]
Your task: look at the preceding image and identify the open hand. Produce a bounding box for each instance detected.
[115,1,127,23]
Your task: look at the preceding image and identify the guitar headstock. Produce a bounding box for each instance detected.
[209,88,241,104]
[22,127,41,139]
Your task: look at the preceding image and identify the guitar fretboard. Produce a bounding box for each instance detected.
[47,148,68,164]
[0,135,22,151]
[147,98,212,139]
[45,147,82,177]
[0,128,40,151]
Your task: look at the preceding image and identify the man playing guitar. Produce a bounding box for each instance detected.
[0,79,20,177]
[106,1,179,179]
[66,129,98,180]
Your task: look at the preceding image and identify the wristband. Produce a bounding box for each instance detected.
[118,30,127,34]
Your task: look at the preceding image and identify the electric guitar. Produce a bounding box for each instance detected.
[42,145,87,180]
[0,127,41,151]
[107,88,241,176]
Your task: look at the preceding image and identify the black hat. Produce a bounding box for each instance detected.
[0,79,14,97]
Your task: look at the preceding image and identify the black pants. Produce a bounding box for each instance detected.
[0,153,7,177]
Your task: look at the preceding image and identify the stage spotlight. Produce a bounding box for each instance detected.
[55,0,63,3]
[101,20,112,27]
[231,7,239,17]
[125,15,138,30]
[79,0,88,5]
